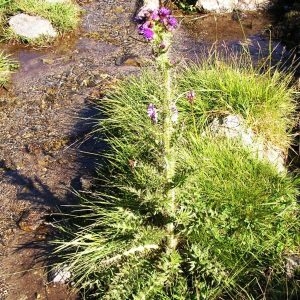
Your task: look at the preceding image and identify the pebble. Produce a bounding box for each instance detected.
[115,55,142,67]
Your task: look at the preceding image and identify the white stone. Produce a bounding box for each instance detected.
[51,265,71,284]
[137,0,159,18]
[142,0,159,11]
[263,143,285,173]
[210,115,251,139]
[208,114,285,172]
[9,14,57,40]
[196,0,269,12]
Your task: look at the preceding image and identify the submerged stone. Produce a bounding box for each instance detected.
[115,55,142,67]
[196,0,269,12]
[9,13,57,40]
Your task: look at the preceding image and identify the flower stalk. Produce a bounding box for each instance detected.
[138,7,179,251]
[162,61,178,251]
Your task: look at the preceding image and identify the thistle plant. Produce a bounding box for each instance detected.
[52,6,300,300]
[137,7,180,254]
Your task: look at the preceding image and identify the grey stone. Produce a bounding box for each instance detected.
[208,114,285,172]
[196,0,269,12]
[9,14,57,40]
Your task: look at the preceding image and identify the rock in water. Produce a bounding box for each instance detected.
[9,14,57,40]
[196,0,269,12]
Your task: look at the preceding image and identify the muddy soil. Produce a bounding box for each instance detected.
[0,1,295,299]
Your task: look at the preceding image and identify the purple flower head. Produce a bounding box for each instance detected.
[171,103,178,123]
[147,103,158,123]
[138,21,152,31]
[167,16,178,30]
[159,7,171,18]
[138,23,155,40]
[186,90,196,104]
[143,27,154,40]
[136,7,177,42]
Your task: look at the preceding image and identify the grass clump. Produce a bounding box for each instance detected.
[0,51,18,85]
[176,58,296,149]
[52,57,299,299]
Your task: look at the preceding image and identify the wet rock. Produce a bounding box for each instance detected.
[41,58,55,65]
[115,55,142,67]
[277,4,300,52]
[80,174,94,190]
[9,14,57,40]
[208,114,285,172]
[42,138,69,153]
[17,209,45,232]
[25,143,43,155]
[196,0,269,12]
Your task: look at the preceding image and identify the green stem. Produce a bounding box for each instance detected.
[191,105,198,136]
[157,53,177,251]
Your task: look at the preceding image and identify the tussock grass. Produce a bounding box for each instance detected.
[176,56,296,149]
[52,56,300,299]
